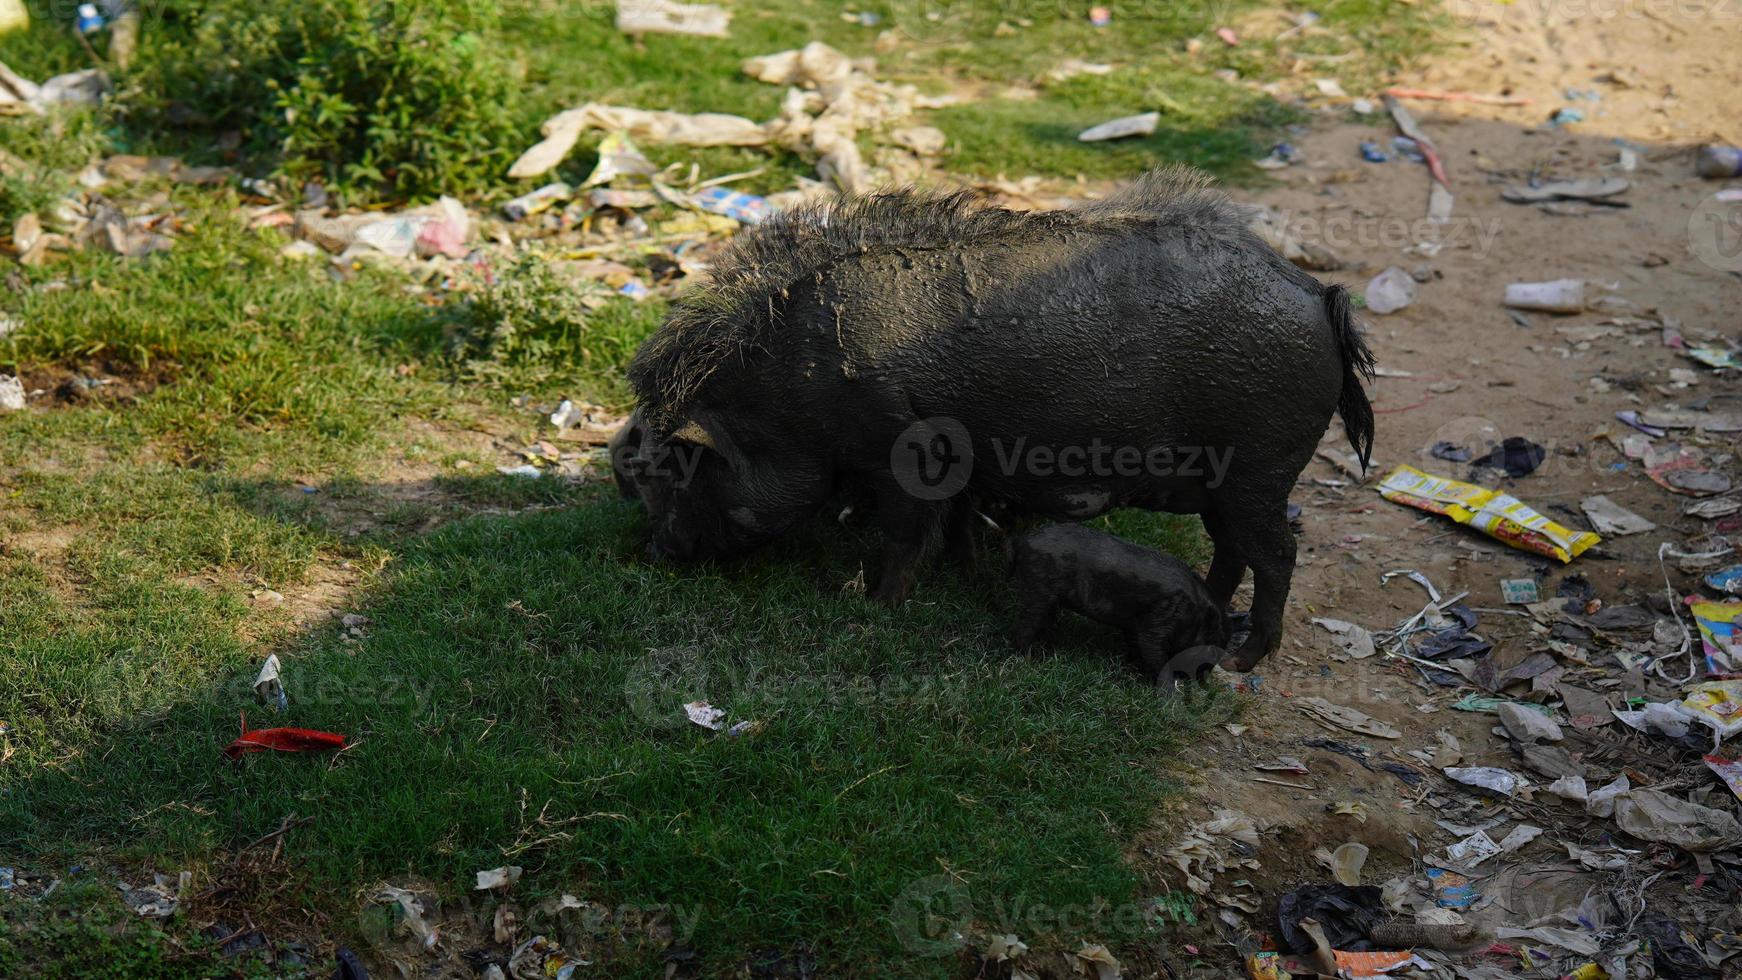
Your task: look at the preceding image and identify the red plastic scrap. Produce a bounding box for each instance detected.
[223,712,346,760]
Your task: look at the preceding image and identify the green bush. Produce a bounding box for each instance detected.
[127,0,521,201]
[444,253,662,398]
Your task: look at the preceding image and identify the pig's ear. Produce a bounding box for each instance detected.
[670,420,715,448]
[670,413,746,469]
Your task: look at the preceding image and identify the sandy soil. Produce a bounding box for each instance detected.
[1140,3,1742,976]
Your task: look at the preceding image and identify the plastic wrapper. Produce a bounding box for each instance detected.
[1690,601,1742,673]
[1681,681,1742,738]
[1377,465,1600,562]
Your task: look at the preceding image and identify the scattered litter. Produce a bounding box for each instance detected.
[1707,566,1742,594]
[1696,144,1742,179]
[1687,497,1742,519]
[0,375,24,412]
[1686,347,1742,370]
[1705,755,1742,803]
[1504,279,1586,314]
[1498,701,1562,743]
[1692,603,1742,672]
[1364,266,1417,315]
[509,104,767,179]
[496,464,543,479]
[509,934,589,979]
[374,886,439,949]
[1431,441,1472,463]
[1311,618,1377,659]
[1316,842,1369,886]
[615,0,730,37]
[691,186,770,224]
[0,868,11,891]
[1078,112,1159,142]
[1256,757,1310,774]
[1382,95,1448,185]
[1616,410,1667,437]
[120,873,188,919]
[1444,829,1502,866]
[222,713,346,760]
[1680,681,1742,739]
[1495,925,1600,956]
[1579,495,1654,536]
[1383,87,1533,106]
[503,182,572,221]
[1502,178,1629,204]
[475,866,522,891]
[1500,579,1539,604]
[1426,868,1477,909]
[1331,801,1368,823]
[253,655,287,713]
[1164,809,1260,895]
[683,700,725,731]
[1614,787,1742,850]
[1614,701,1691,738]
[1470,436,1546,477]
[1276,884,1384,955]
[1074,944,1121,980]
[1359,141,1390,163]
[1296,697,1402,739]
[1377,465,1600,562]
[1444,767,1524,796]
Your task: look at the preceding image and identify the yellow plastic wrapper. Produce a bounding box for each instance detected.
[1682,681,1742,738]
[1376,465,1601,563]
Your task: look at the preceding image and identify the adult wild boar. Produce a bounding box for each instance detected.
[622,168,1374,671]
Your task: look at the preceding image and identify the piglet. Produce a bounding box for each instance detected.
[1010,524,1229,688]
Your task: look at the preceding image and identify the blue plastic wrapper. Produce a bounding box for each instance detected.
[693,187,772,224]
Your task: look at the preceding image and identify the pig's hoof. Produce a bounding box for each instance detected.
[1157,645,1224,692]
[1218,642,1268,674]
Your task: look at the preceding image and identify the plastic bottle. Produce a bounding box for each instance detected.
[1504,279,1586,314]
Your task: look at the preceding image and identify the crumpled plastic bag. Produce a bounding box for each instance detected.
[1614,787,1742,851]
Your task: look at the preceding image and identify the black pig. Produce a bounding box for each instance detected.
[622,167,1374,671]
[1010,524,1230,686]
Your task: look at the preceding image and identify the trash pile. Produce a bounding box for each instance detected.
[509,40,953,194]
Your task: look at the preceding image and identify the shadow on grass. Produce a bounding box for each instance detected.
[0,476,1231,976]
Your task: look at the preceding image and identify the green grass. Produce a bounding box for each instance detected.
[0,0,1440,206]
[0,210,1230,976]
[0,0,1446,973]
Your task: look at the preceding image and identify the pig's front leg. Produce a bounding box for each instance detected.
[868,474,944,605]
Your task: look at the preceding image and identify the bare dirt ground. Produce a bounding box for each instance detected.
[1142,2,1742,976]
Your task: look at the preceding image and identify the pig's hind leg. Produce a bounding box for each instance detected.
[1213,492,1295,672]
[1200,508,1248,607]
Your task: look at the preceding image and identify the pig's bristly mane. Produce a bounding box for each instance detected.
[628,166,1248,432]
